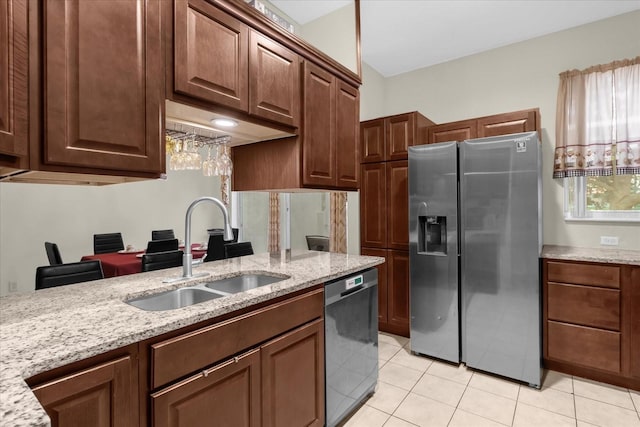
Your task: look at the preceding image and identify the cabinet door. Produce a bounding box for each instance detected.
[0,0,28,166]
[386,113,414,160]
[249,30,299,127]
[427,119,477,144]
[477,109,538,138]
[32,356,137,427]
[43,0,164,173]
[361,247,388,328]
[302,61,335,187]
[387,161,409,250]
[388,249,410,337]
[262,319,324,427]
[152,349,261,427]
[360,163,386,248]
[627,267,640,378]
[174,0,248,111]
[361,119,385,163]
[335,80,359,189]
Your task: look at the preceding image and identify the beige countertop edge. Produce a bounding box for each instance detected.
[542,244,640,266]
[0,251,384,427]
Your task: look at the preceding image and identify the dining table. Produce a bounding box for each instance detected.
[81,244,207,278]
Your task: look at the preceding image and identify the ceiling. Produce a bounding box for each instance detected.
[272,0,640,77]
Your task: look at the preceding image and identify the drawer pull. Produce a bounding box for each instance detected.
[234,356,239,363]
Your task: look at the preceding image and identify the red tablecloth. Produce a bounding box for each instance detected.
[82,245,207,278]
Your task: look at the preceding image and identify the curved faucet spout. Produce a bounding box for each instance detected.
[183,197,234,279]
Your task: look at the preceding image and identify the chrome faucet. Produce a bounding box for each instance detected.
[182,197,234,280]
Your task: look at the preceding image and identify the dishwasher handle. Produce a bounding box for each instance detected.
[325,269,378,306]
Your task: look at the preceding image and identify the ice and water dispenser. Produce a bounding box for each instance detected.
[418,215,447,255]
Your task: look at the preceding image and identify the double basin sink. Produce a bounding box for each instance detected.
[126,273,288,311]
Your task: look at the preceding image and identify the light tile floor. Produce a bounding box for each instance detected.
[341,332,640,427]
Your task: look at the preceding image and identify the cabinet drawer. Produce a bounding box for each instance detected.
[547,261,620,288]
[548,283,620,330]
[151,288,323,389]
[547,321,620,373]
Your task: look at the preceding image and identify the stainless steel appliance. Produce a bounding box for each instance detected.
[408,131,542,387]
[325,268,378,427]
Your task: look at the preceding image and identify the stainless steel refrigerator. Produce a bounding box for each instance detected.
[408,131,542,387]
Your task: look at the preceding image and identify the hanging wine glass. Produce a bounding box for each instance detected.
[202,145,215,176]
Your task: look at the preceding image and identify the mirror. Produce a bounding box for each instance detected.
[246,0,361,78]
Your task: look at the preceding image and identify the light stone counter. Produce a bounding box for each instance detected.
[0,250,384,427]
[542,244,640,266]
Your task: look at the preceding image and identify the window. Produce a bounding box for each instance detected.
[555,57,640,221]
[564,175,640,221]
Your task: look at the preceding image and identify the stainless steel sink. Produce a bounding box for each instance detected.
[204,273,287,294]
[126,287,223,311]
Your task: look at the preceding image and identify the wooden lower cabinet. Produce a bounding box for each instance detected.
[387,250,410,337]
[361,248,409,337]
[361,248,388,327]
[627,266,640,379]
[261,319,324,427]
[543,259,640,390]
[31,354,138,427]
[152,349,261,427]
[152,319,324,427]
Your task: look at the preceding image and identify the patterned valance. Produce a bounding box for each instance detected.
[554,57,640,178]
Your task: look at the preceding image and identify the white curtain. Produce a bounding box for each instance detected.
[554,57,640,178]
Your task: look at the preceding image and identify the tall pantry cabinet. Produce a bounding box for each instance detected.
[360,112,434,337]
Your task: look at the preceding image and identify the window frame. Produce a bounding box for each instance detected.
[563,175,640,223]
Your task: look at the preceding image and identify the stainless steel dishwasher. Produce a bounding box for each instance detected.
[325,268,378,427]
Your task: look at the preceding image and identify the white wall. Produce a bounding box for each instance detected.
[360,11,640,250]
[0,170,225,295]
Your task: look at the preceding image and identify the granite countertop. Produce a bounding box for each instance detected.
[0,250,384,427]
[542,244,640,265]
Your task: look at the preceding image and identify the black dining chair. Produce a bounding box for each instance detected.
[305,235,330,252]
[224,242,254,259]
[93,233,125,254]
[145,238,179,254]
[44,242,64,265]
[151,229,175,241]
[141,250,184,272]
[204,228,239,263]
[35,260,104,290]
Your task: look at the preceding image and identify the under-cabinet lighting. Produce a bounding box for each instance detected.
[211,118,238,128]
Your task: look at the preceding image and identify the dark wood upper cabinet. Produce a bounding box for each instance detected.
[361,112,434,162]
[174,0,249,111]
[302,61,359,190]
[360,119,385,163]
[0,0,28,171]
[477,109,539,138]
[426,119,477,144]
[42,0,164,174]
[426,108,540,144]
[386,113,414,160]
[172,0,301,129]
[302,61,335,187]
[335,80,359,188]
[360,162,387,248]
[249,30,300,128]
[387,160,408,250]
[31,355,138,427]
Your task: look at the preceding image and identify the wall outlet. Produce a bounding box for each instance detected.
[8,281,17,293]
[600,236,619,246]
